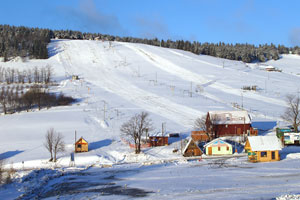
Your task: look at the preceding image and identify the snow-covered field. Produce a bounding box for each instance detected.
[1,39,300,199]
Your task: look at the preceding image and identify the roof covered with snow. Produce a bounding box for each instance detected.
[248,136,282,151]
[208,110,251,125]
[204,138,232,148]
[148,132,168,137]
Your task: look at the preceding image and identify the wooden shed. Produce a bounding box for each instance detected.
[72,75,79,80]
[75,137,88,153]
[149,132,168,147]
[245,136,282,162]
[191,130,209,142]
[183,138,203,157]
[204,139,233,156]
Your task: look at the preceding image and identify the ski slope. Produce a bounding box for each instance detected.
[0,39,300,167]
[1,39,300,199]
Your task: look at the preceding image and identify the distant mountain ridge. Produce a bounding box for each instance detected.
[1,24,300,63]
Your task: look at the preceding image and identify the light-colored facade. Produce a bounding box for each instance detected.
[204,139,232,155]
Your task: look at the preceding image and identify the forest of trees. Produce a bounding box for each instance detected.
[0,25,50,60]
[1,24,300,63]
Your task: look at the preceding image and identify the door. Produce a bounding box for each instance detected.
[208,147,212,155]
[237,128,241,135]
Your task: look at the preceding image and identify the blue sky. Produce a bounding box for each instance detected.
[1,0,300,46]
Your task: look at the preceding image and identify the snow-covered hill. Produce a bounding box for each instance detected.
[0,39,300,167]
[2,39,300,200]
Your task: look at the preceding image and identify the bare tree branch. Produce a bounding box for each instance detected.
[120,112,153,154]
[282,94,300,132]
[44,128,65,162]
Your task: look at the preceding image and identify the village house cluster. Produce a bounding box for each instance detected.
[182,110,285,163]
[74,110,295,163]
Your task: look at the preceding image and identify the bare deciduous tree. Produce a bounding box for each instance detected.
[194,115,207,131]
[120,112,153,154]
[44,128,54,161]
[282,94,300,132]
[44,128,65,162]
[0,87,7,114]
[45,65,53,84]
[0,159,4,184]
[33,67,39,83]
[53,132,65,162]
[194,115,212,140]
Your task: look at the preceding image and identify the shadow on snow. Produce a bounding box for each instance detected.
[0,150,24,160]
[89,139,112,151]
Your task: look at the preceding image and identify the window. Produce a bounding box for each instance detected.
[272,151,276,160]
[284,136,290,140]
[218,147,221,151]
[78,144,82,148]
[261,151,267,157]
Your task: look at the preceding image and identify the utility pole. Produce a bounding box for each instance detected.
[241,92,244,110]
[103,101,107,121]
[235,127,237,153]
[180,135,183,154]
[190,82,193,97]
[265,80,267,93]
[74,130,77,152]
[243,117,246,142]
[162,122,166,136]
[115,109,120,119]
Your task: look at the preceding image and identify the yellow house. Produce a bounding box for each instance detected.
[204,139,233,156]
[75,137,88,153]
[246,136,282,162]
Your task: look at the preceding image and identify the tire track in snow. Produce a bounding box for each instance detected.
[123,43,286,107]
[56,40,204,127]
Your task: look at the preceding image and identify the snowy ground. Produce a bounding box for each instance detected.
[3,155,300,200]
[0,39,300,199]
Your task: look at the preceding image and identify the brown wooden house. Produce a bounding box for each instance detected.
[245,136,282,162]
[75,137,88,153]
[191,130,210,142]
[206,111,254,138]
[183,138,203,157]
[149,132,168,147]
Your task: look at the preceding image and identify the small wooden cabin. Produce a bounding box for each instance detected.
[75,137,88,153]
[191,130,209,142]
[245,136,282,162]
[72,75,79,80]
[183,139,203,157]
[149,132,168,147]
[204,139,233,156]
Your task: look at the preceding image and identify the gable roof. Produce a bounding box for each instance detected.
[148,132,168,137]
[183,138,202,153]
[75,137,88,145]
[248,136,282,151]
[208,110,251,125]
[204,138,232,148]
